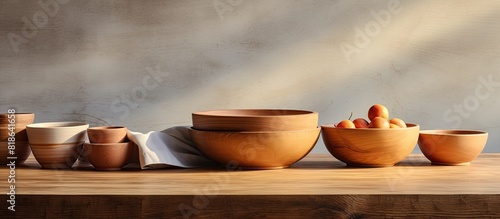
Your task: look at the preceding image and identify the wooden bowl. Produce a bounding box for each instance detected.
[26,122,89,169]
[83,142,133,171]
[0,113,34,142]
[189,127,320,169]
[0,141,31,165]
[192,109,318,131]
[418,130,488,166]
[321,124,420,167]
[0,113,35,127]
[87,126,128,143]
[0,127,29,141]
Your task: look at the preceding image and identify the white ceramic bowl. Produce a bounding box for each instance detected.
[26,122,89,169]
[26,122,89,144]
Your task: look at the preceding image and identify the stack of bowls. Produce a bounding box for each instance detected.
[0,113,35,165]
[321,123,420,167]
[84,126,133,171]
[26,122,89,169]
[189,109,321,169]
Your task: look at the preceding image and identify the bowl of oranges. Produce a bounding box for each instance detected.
[321,104,419,167]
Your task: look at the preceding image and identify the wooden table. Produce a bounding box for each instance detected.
[1,154,499,218]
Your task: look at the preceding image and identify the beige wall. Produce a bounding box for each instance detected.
[1,0,499,153]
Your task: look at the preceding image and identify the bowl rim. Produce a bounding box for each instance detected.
[192,109,318,117]
[88,126,127,130]
[419,129,488,136]
[84,142,133,146]
[320,123,419,130]
[0,113,34,116]
[26,121,89,129]
[189,127,320,134]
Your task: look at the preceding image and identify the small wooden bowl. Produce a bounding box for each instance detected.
[0,113,35,141]
[418,130,488,166]
[0,113,35,127]
[0,127,29,141]
[0,141,31,165]
[87,126,128,143]
[192,109,318,131]
[83,142,133,171]
[189,127,320,169]
[321,124,420,167]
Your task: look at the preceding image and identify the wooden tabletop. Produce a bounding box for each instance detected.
[1,154,499,218]
[2,153,499,195]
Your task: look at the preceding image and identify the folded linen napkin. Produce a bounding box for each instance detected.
[127,126,215,169]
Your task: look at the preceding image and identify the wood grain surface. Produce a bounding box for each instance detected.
[1,154,499,218]
[6,195,500,218]
[1,154,499,195]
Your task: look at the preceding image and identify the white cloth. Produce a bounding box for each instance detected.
[126,126,215,169]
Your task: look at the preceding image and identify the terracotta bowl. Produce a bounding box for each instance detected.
[192,109,318,131]
[0,127,29,142]
[0,113,35,127]
[189,127,320,169]
[0,141,31,165]
[321,124,420,167]
[87,126,128,143]
[418,130,488,166]
[0,112,34,142]
[0,113,35,165]
[26,122,89,169]
[83,142,133,170]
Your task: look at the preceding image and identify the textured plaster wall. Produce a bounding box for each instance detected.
[1,0,499,153]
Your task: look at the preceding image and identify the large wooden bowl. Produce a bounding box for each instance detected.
[321,124,420,167]
[192,109,318,131]
[189,127,320,169]
[418,130,488,166]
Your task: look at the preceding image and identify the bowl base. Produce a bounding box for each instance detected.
[240,166,289,170]
[346,163,395,168]
[0,158,30,165]
[39,163,74,169]
[431,162,471,166]
[95,167,123,171]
